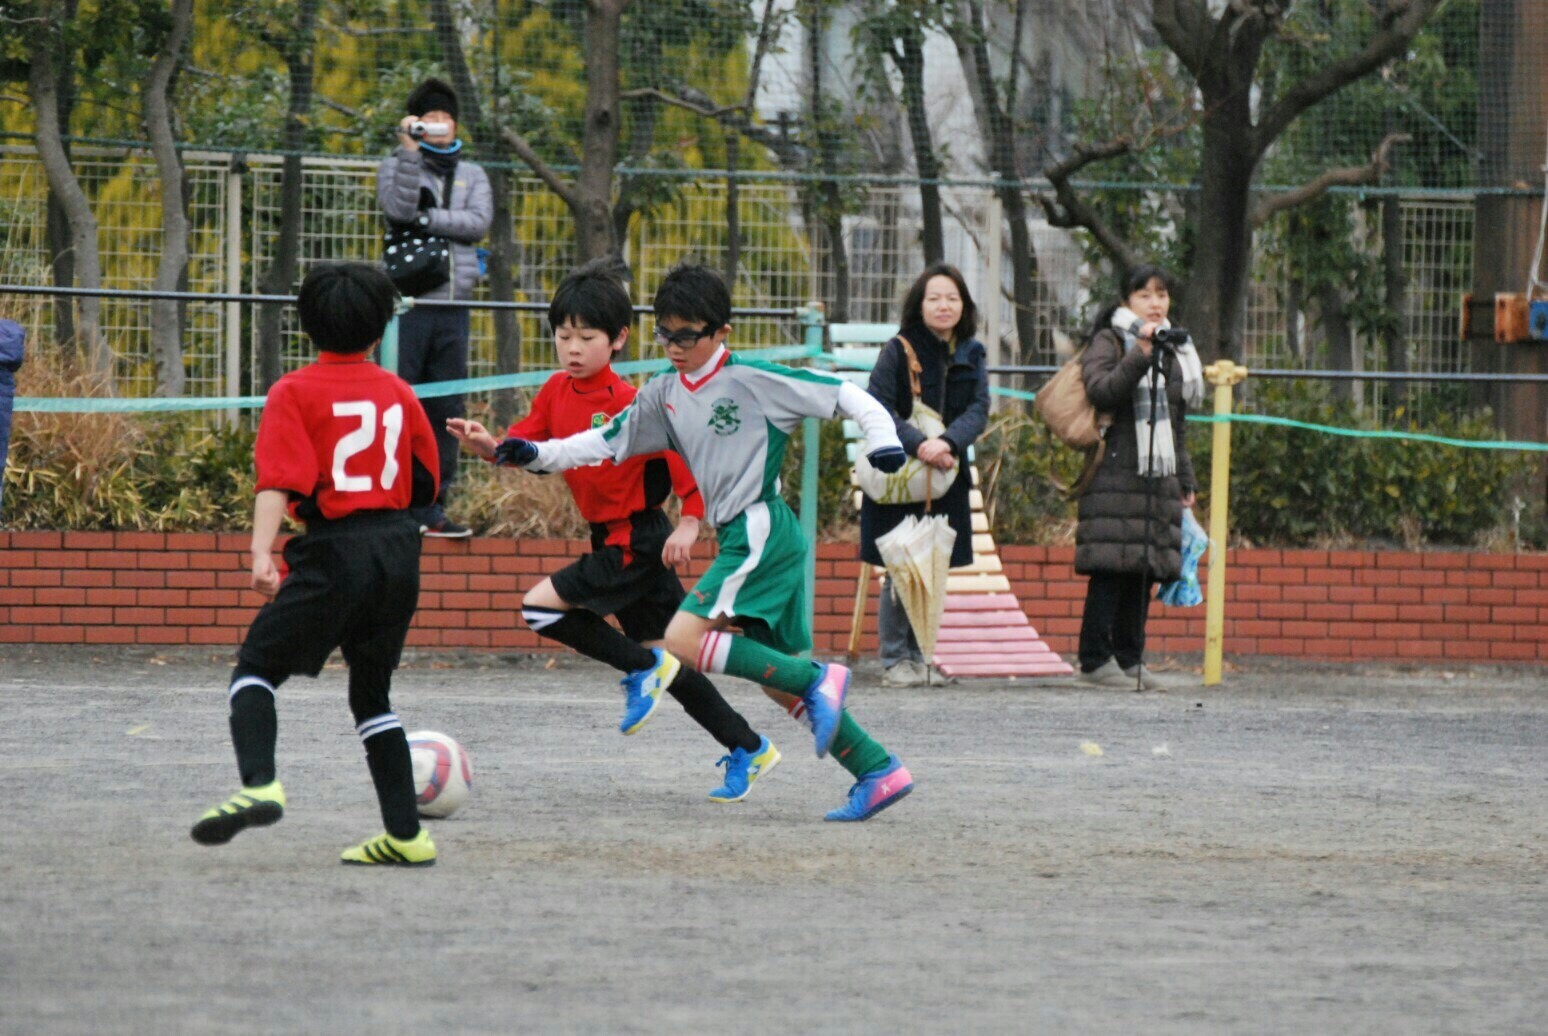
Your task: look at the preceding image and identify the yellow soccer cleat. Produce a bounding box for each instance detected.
[340,828,437,867]
[190,781,286,846]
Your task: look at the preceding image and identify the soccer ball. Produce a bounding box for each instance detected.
[408,730,473,819]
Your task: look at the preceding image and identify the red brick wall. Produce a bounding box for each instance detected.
[3,532,1546,664]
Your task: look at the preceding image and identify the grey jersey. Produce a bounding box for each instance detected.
[528,353,900,529]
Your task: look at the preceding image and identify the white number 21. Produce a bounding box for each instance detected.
[332,401,404,492]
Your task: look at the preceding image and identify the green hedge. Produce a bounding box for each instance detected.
[5,383,1541,549]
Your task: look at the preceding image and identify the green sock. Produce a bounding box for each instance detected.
[830,710,891,779]
[723,636,817,695]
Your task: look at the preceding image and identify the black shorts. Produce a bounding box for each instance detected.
[550,510,686,643]
[239,511,421,679]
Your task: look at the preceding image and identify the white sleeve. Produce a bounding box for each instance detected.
[741,361,845,430]
[529,426,615,472]
[838,380,903,454]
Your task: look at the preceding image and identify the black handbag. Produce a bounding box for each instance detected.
[383,184,450,297]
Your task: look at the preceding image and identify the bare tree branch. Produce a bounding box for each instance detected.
[499,126,579,210]
[1254,0,1440,153]
[1037,138,1145,272]
[623,86,806,167]
[1249,132,1410,227]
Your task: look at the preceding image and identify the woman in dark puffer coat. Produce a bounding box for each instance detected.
[1075,265,1202,691]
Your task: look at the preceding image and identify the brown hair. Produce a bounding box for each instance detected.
[899,262,977,341]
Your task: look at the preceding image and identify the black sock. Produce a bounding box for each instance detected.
[229,684,278,787]
[668,668,762,752]
[523,606,656,673]
[362,728,420,841]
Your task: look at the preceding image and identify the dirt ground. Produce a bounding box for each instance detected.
[2,645,1545,1035]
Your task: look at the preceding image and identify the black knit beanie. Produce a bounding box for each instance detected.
[406,78,459,121]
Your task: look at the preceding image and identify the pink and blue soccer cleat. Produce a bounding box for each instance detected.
[825,755,913,822]
[802,663,850,758]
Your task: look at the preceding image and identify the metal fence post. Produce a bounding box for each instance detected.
[1203,360,1249,686]
[379,298,411,375]
[223,158,243,425]
[799,302,827,657]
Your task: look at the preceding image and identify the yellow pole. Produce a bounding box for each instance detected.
[1203,360,1248,686]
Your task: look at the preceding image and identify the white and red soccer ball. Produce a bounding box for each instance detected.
[407,730,473,819]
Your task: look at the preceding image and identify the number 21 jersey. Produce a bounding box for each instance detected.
[253,351,440,521]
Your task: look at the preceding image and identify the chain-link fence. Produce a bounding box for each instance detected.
[0,145,1482,416]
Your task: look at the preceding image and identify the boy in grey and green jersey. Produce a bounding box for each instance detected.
[496,265,914,822]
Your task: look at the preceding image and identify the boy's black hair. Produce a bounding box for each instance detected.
[548,258,633,341]
[297,262,398,354]
[653,263,731,330]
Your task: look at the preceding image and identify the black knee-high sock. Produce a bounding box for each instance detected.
[229,679,279,787]
[360,725,420,840]
[667,668,762,752]
[523,606,656,673]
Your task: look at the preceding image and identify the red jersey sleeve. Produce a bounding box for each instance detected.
[253,381,319,498]
[667,451,705,520]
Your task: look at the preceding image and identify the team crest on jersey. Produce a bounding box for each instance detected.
[591,412,609,429]
[708,398,741,436]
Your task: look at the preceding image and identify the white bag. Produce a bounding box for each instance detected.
[854,337,959,505]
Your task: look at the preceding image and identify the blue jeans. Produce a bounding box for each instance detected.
[879,576,924,668]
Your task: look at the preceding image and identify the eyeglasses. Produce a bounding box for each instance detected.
[653,325,708,349]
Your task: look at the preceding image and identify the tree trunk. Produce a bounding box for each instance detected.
[429,0,521,422]
[807,1,849,323]
[895,25,943,265]
[256,0,320,392]
[143,0,193,398]
[1317,281,1355,403]
[1183,101,1256,361]
[955,0,1038,358]
[573,0,628,262]
[44,7,76,349]
[724,129,742,288]
[29,8,108,384]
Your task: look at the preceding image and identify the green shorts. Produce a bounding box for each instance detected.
[680,498,810,655]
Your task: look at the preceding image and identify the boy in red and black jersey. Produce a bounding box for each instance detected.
[191,262,444,866]
[450,262,779,802]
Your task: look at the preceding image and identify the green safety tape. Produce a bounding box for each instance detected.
[13,344,822,414]
[987,386,1548,453]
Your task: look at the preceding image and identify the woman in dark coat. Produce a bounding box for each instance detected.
[1076,265,1202,691]
[861,263,990,686]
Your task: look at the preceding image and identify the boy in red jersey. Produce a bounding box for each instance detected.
[449,262,779,802]
[190,263,444,866]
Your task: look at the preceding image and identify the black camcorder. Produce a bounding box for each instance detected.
[1151,326,1191,350]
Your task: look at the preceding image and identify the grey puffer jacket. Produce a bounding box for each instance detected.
[1074,328,1196,580]
[376,148,493,300]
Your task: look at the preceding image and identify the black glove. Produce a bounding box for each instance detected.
[493,437,539,468]
[867,445,908,473]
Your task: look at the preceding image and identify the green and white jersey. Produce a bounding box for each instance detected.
[527,349,901,529]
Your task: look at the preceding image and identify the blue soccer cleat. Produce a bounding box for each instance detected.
[708,736,782,803]
[825,755,913,822]
[619,648,680,735]
[802,662,850,758]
